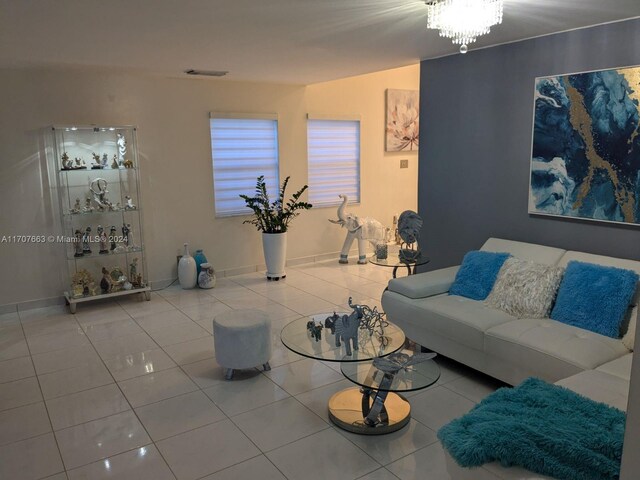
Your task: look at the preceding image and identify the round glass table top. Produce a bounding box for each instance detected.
[368,253,430,268]
[341,349,441,392]
[280,313,405,362]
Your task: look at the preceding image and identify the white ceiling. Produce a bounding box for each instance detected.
[1,0,639,85]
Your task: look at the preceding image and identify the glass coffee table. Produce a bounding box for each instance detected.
[369,253,430,278]
[338,349,440,434]
[281,314,439,434]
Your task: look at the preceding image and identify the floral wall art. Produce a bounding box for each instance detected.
[529,66,640,226]
[386,89,420,152]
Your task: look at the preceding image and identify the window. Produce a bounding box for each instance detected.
[210,114,279,217]
[307,116,360,207]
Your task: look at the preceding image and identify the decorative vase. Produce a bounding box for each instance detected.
[178,243,197,289]
[193,249,208,276]
[375,243,388,260]
[198,262,216,289]
[262,232,287,280]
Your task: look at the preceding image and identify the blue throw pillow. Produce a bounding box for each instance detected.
[449,251,511,301]
[551,261,639,338]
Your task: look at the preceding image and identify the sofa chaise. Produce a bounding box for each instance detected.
[381,238,638,479]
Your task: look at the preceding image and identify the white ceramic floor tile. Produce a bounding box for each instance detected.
[443,375,504,404]
[181,357,229,389]
[387,443,451,480]
[135,390,225,441]
[164,291,219,308]
[120,295,176,317]
[26,328,90,355]
[145,322,210,347]
[156,419,261,480]
[55,410,151,470]
[102,348,177,381]
[22,315,81,338]
[134,309,194,331]
[203,373,289,417]
[46,384,130,431]
[267,428,380,480]
[0,355,35,384]
[163,336,215,365]
[268,343,305,368]
[74,303,131,327]
[0,402,51,446]
[39,359,113,399]
[338,419,438,465]
[180,301,232,323]
[18,305,68,322]
[295,378,354,423]
[357,468,400,480]
[201,455,286,480]
[83,318,144,342]
[118,367,198,407]
[93,332,159,359]
[265,358,344,395]
[233,397,328,451]
[278,296,340,316]
[0,433,64,480]
[0,330,30,361]
[0,376,42,411]
[43,472,69,480]
[66,444,175,480]
[408,386,475,431]
[31,345,102,375]
[0,311,20,327]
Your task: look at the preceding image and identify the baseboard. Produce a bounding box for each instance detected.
[5,248,360,312]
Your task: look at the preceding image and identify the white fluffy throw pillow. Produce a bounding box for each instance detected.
[485,258,565,318]
[622,306,637,351]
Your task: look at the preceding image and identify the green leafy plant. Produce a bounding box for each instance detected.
[240,176,312,233]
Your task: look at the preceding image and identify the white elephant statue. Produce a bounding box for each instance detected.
[329,195,386,264]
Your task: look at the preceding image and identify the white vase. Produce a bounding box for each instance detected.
[178,243,197,289]
[262,232,287,280]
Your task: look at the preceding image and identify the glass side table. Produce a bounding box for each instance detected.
[369,253,430,278]
[336,349,440,434]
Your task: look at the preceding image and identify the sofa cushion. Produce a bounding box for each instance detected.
[550,261,638,338]
[387,266,459,299]
[449,251,510,301]
[405,294,516,351]
[480,238,566,265]
[557,251,640,305]
[485,258,565,318]
[596,354,633,381]
[556,370,629,412]
[485,318,629,373]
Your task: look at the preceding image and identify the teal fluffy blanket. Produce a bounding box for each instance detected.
[438,378,625,480]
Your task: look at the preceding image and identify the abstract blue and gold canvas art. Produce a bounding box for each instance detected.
[529,66,640,225]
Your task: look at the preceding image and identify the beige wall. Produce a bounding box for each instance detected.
[0,64,419,308]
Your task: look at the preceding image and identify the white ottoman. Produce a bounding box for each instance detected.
[213,309,272,380]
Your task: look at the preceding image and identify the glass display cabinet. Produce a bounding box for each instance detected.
[48,125,150,313]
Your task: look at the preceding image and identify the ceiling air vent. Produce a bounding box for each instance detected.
[184,69,228,77]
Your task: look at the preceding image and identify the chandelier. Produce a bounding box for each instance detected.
[426,0,504,54]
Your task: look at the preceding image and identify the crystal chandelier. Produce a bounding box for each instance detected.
[426,0,504,54]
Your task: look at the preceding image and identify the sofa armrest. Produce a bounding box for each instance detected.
[387,266,460,299]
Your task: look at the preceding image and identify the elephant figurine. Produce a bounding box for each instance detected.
[329,194,386,264]
[334,297,364,356]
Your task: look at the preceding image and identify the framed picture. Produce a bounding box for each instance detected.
[529,65,640,226]
[385,89,419,152]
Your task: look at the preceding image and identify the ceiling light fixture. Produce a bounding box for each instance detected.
[184,69,228,77]
[425,0,503,54]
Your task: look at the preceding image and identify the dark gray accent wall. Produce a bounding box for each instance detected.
[419,18,640,270]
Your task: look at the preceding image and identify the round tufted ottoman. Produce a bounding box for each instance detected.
[213,309,272,380]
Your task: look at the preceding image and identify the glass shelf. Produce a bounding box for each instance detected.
[68,247,143,261]
[63,209,140,217]
[60,167,138,173]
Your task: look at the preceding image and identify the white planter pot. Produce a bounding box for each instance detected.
[178,243,197,289]
[262,232,287,280]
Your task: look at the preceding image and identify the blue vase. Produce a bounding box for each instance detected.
[193,249,208,276]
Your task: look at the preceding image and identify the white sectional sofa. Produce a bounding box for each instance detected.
[381,238,638,479]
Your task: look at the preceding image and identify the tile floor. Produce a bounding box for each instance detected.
[0,260,504,480]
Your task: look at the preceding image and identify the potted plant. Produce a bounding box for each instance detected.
[240,176,312,280]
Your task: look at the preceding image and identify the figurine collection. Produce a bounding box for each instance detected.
[68,177,136,215]
[61,151,134,171]
[69,256,144,299]
[73,223,137,258]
